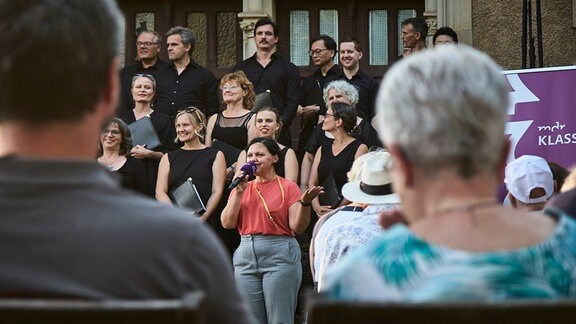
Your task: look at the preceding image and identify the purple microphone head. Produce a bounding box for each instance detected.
[241,161,257,181]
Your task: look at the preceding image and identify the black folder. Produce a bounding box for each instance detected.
[319,172,342,209]
[253,90,273,112]
[128,116,161,150]
[170,177,207,214]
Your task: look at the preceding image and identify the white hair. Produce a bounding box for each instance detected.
[376,45,509,177]
[323,80,359,107]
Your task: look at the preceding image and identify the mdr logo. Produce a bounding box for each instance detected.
[504,66,576,169]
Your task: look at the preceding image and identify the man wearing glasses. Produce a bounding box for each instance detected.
[298,35,341,185]
[118,30,168,113]
[297,35,341,162]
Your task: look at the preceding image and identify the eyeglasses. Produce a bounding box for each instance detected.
[309,48,329,57]
[324,113,337,119]
[177,107,204,123]
[102,130,121,137]
[220,85,240,91]
[134,73,154,79]
[136,41,158,48]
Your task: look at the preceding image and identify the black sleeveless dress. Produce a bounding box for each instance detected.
[317,138,362,196]
[210,111,253,258]
[211,111,253,150]
[277,146,289,178]
[167,147,218,210]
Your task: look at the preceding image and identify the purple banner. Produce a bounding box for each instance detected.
[504,66,576,169]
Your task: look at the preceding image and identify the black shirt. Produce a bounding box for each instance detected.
[300,65,341,116]
[233,52,301,127]
[338,69,379,122]
[118,59,170,113]
[155,59,219,120]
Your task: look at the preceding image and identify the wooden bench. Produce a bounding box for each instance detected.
[307,295,576,324]
[0,291,205,324]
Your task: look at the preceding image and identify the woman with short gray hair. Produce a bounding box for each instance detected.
[322,45,576,301]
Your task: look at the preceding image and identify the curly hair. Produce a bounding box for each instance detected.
[220,70,256,110]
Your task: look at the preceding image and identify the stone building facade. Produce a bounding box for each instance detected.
[118,0,575,76]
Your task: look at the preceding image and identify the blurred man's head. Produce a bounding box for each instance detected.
[433,26,459,46]
[0,0,123,123]
[401,17,428,51]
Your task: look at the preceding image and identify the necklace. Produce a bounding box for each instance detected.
[431,199,499,224]
[100,155,122,170]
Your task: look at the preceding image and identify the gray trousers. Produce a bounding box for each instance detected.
[233,234,302,324]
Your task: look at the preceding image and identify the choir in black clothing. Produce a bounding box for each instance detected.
[108,20,389,258]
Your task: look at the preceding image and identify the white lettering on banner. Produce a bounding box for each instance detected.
[506,74,540,115]
[505,120,533,163]
[538,121,566,132]
[504,74,540,163]
[538,134,576,146]
[536,121,574,146]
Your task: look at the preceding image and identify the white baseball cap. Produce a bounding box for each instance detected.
[505,155,554,204]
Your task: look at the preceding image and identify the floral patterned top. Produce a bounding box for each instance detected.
[317,204,395,290]
[321,211,576,302]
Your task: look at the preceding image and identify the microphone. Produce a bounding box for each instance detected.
[228,162,257,190]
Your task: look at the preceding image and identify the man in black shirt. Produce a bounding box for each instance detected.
[118,30,169,113]
[298,35,341,185]
[338,38,379,123]
[155,26,219,120]
[233,17,301,147]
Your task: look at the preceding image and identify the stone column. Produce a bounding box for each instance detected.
[424,0,438,48]
[238,0,274,59]
[445,0,472,45]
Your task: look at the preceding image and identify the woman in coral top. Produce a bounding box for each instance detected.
[221,137,322,324]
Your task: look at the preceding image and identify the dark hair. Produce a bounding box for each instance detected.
[339,37,363,52]
[165,26,196,56]
[401,17,429,40]
[549,162,570,193]
[331,102,358,134]
[98,118,133,157]
[247,137,281,173]
[253,17,278,37]
[0,0,123,123]
[311,34,337,54]
[433,26,459,44]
